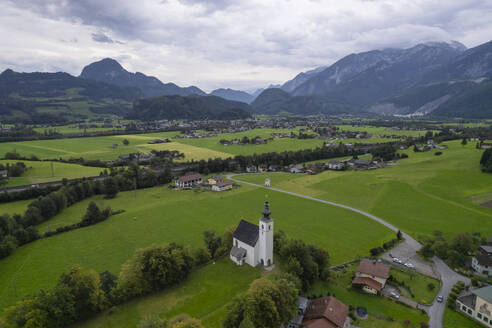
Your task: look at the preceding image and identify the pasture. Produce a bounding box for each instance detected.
[0,182,395,311]
[235,140,492,239]
[73,258,261,328]
[0,160,104,187]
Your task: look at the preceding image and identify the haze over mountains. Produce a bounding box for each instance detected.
[1,39,492,121]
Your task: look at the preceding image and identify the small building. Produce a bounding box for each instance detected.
[302,296,350,328]
[258,164,268,172]
[207,176,224,185]
[290,164,305,174]
[351,259,390,294]
[211,181,233,192]
[246,165,257,173]
[457,285,492,327]
[328,160,345,171]
[0,170,7,178]
[175,173,203,189]
[472,246,492,276]
[230,201,274,267]
[265,178,271,187]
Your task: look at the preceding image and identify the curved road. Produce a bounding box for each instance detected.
[227,174,470,328]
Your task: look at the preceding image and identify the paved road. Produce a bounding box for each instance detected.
[227,174,470,328]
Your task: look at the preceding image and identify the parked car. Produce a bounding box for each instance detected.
[404,262,414,268]
[390,292,400,299]
[437,295,444,303]
[393,258,401,263]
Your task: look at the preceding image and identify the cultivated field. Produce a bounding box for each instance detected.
[0,160,104,187]
[235,140,492,239]
[0,183,395,311]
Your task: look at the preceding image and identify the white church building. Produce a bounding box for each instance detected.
[230,201,274,267]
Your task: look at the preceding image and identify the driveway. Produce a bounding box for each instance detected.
[228,173,470,328]
[382,242,439,279]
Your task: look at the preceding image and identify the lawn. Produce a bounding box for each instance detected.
[235,140,492,239]
[443,308,483,328]
[0,183,395,311]
[389,266,440,304]
[0,160,104,187]
[306,263,428,328]
[73,258,261,328]
[0,199,32,216]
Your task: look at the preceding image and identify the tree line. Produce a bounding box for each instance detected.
[480,148,492,173]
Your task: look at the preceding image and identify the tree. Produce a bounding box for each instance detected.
[82,201,102,226]
[104,177,119,199]
[123,139,130,146]
[238,316,255,328]
[461,138,468,146]
[138,315,168,328]
[169,314,204,328]
[203,229,222,257]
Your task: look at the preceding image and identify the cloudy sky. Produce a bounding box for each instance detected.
[1,0,491,92]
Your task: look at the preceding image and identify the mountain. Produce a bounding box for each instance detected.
[281,66,327,92]
[292,42,467,107]
[210,88,254,104]
[0,69,141,123]
[80,58,206,98]
[251,88,353,116]
[130,95,252,120]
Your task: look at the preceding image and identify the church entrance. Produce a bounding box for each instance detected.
[267,259,271,266]
[260,259,264,266]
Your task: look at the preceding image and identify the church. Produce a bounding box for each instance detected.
[230,201,274,267]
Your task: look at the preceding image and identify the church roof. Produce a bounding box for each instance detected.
[233,220,259,247]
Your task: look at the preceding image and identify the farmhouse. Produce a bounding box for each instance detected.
[230,201,274,267]
[290,164,305,173]
[246,165,257,173]
[301,296,350,328]
[207,176,224,185]
[457,285,492,327]
[0,170,7,178]
[175,173,202,189]
[328,160,345,171]
[351,259,390,294]
[472,245,492,276]
[211,181,233,192]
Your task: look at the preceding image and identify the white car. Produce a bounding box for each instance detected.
[393,258,401,263]
[390,291,400,299]
[404,262,414,268]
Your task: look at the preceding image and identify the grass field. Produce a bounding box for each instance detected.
[443,308,483,328]
[307,263,428,328]
[0,199,32,216]
[389,267,440,304]
[0,126,414,162]
[235,140,492,239]
[0,182,395,311]
[0,160,104,187]
[73,258,261,328]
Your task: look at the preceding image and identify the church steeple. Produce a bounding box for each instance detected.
[262,200,271,219]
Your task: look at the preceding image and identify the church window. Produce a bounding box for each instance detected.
[235,240,238,247]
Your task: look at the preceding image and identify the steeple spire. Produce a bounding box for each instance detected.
[262,200,271,219]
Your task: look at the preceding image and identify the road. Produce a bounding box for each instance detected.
[0,175,105,193]
[227,174,470,328]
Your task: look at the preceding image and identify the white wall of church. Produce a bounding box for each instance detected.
[234,238,259,266]
[259,220,274,266]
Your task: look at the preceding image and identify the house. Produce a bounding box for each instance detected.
[246,165,257,173]
[301,296,350,328]
[211,181,233,192]
[350,159,373,170]
[351,259,390,294]
[175,173,203,189]
[258,164,268,172]
[230,201,274,267]
[0,170,7,178]
[328,160,345,171]
[285,297,309,328]
[481,142,492,150]
[457,285,492,327]
[290,164,305,174]
[207,176,224,185]
[472,246,492,276]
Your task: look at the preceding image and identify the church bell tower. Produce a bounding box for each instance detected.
[259,200,274,267]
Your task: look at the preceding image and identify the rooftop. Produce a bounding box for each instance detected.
[356,259,390,279]
[473,286,492,304]
[303,296,348,328]
[233,220,258,247]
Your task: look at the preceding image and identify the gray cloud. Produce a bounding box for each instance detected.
[1,0,492,91]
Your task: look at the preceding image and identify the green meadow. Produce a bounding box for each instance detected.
[236,140,492,239]
[0,183,394,311]
[443,308,483,328]
[73,258,261,328]
[0,160,104,187]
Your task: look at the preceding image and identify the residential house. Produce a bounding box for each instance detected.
[328,160,345,171]
[246,165,257,173]
[211,181,233,192]
[175,173,203,189]
[258,164,268,172]
[457,285,492,327]
[481,142,492,150]
[472,246,492,276]
[207,176,224,185]
[301,296,350,328]
[285,297,309,328]
[351,259,390,294]
[0,170,7,178]
[230,201,274,267]
[349,159,373,170]
[290,164,305,174]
